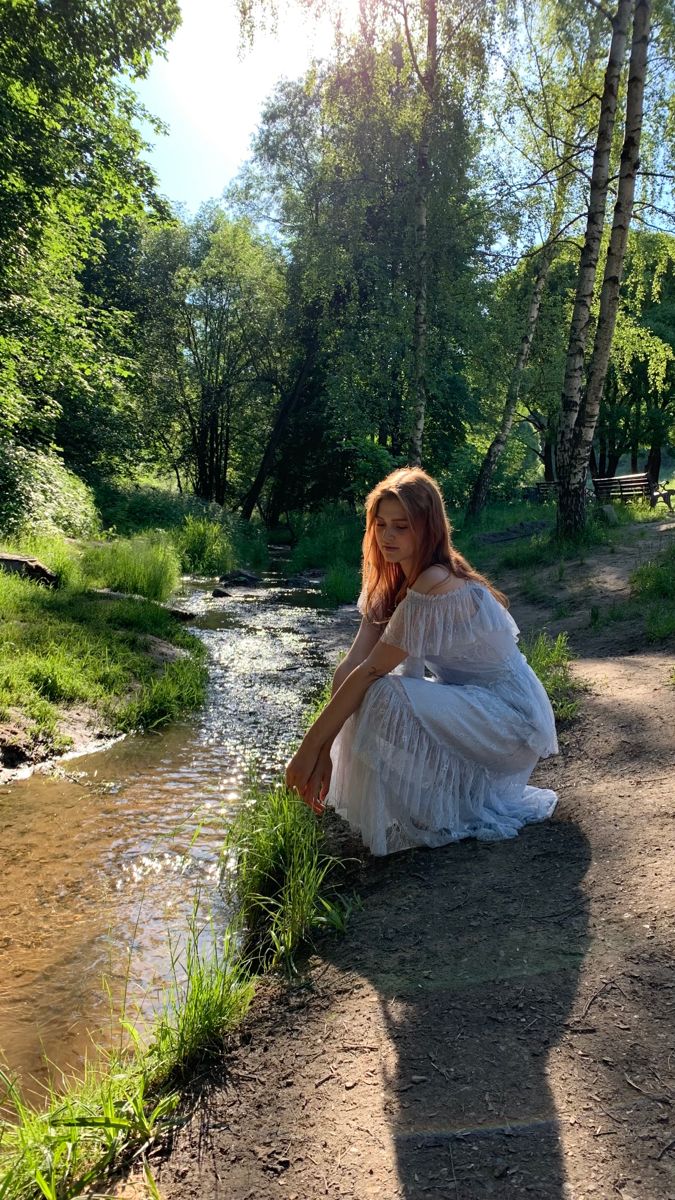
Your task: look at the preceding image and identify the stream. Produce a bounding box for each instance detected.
[0,558,356,1099]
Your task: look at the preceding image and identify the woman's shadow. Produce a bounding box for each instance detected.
[326,813,590,1199]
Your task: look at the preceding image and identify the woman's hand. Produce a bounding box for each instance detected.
[285,736,321,800]
[301,745,333,815]
[285,738,332,815]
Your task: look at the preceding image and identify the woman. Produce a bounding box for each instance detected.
[285,467,558,856]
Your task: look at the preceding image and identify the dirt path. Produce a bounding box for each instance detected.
[118,521,675,1200]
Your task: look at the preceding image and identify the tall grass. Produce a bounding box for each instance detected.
[0,773,347,1199]
[173,516,235,576]
[0,918,254,1200]
[289,506,362,572]
[80,536,181,603]
[521,631,580,720]
[322,561,361,605]
[222,784,345,972]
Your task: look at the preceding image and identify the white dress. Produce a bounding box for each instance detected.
[326,582,559,856]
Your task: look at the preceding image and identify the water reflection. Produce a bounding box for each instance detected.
[0,567,354,1097]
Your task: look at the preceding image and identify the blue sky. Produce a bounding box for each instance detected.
[134,0,343,213]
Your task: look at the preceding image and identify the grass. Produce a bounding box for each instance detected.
[0,570,206,758]
[631,539,675,641]
[322,561,361,605]
[521,631,580,721]
[80,536,181,603]
[222,782,348,972]
[0,917,255,1200]
[289,505,363,573]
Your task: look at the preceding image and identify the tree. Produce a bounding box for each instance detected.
[136,207,289,506]
[556,0,650,537]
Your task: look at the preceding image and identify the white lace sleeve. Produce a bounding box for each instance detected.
[379,584,519,659]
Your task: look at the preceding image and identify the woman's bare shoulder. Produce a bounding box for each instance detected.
[409,566,467,596]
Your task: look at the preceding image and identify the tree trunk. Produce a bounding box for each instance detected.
[408,0,437,467]
[239,357,312,521]
[566,0,651,505]
[544,440,556,482]
[467,243,555,517]
[645,443,661,482]
[556,0,633,539]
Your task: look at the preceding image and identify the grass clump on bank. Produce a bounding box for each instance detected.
[80,536,181,603]
[223,784,347,972]
[0,924,255,1200]
[521,631,580,721]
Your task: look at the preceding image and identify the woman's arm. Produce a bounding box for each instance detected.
[331,617,383,695]
[285,637,407,805]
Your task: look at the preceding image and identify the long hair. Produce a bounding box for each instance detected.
[360,467,508,623]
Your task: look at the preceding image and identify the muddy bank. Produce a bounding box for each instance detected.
[116,520,675,1200]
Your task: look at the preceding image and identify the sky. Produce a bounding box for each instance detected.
[134,0,345,214]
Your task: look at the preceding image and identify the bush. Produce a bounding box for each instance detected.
[0,442,100,538]
[80,536,181,602]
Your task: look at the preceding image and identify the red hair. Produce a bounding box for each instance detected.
[360,467,508,622]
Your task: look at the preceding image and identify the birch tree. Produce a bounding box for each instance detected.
[555,0,641,537]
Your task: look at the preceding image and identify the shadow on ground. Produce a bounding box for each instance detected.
[330,817,591,1198]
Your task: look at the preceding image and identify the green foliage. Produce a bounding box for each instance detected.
[631,540,675,599]
[290,506,363,572]
[0,925,252,1200]
[173,516,235,576]
[95,483,223,534]
[0,444,100,539]
[114,657,207,732]
[631,540,675,640]
[322,561,361,605]
[223,784,343,972]
[520,631,580,721]
[80,536,181,602]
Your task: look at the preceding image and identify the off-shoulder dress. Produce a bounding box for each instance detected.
[326,582,559,856]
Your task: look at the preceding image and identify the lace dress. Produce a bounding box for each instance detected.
[326,582,559,856]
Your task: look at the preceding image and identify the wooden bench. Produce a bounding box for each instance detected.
[592,472,674,510]
[521,481,559,503]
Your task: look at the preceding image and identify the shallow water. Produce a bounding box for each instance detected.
[0,562,355,1098]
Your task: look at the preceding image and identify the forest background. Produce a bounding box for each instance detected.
[1,0,674,552]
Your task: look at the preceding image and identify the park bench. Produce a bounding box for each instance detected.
[592,472,674,510]
[521,481,559,503]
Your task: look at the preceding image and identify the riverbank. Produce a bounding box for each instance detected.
[112,517,675,1200]
[0,568,206,781]
[0,509,269,779]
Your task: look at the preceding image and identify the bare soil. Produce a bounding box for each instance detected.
[116,520,675,1200]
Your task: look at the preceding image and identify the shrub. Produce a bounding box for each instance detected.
[0,442,100,538]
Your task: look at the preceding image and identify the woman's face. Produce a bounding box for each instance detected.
[374,496,416,574]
